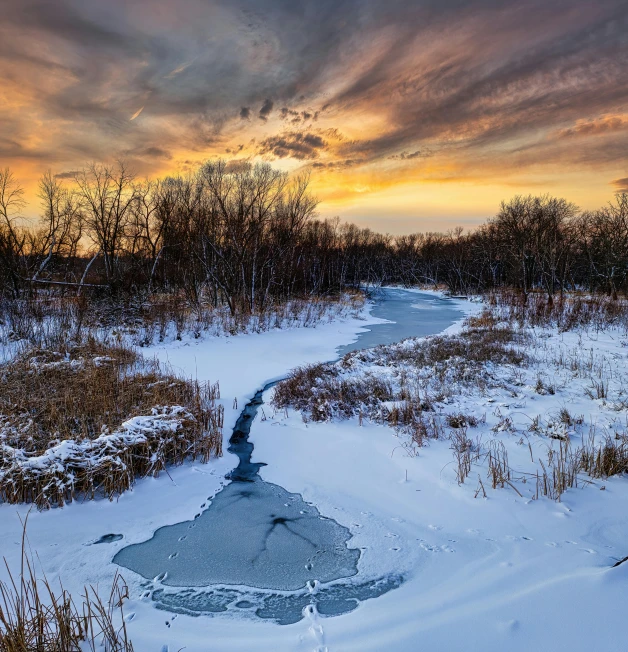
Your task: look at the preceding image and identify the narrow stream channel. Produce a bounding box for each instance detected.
[113,289,464,624]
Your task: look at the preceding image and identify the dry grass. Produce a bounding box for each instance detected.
[272,322,524,428]
[273,298,628,503]
[580,432,628,478]
[273,363,394,422]
[489,290,628,331]
[0,340,223,508]
[0,291,366,351]
[0,518,134,651]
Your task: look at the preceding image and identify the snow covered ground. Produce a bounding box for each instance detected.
[1,292,627,651]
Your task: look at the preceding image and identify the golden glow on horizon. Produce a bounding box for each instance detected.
[1,0,627,233]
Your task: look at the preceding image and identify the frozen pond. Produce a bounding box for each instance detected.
[114,289,463,623]
[338,288,464,356]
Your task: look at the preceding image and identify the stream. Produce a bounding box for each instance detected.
[113,289,464,624]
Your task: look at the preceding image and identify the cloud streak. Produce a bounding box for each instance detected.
[0,0,627,225]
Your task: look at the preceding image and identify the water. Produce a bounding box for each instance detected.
[114,288,463,623]
[337,288,463,356]
[114,480,360,591]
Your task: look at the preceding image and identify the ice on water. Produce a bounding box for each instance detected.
[114,479,359,590]
[337,288,463,356]
[114,289,463,622]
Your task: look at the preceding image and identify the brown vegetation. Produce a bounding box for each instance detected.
[0,520,134,651]
[0,340,223,508]
[489,290,628,331]
[273,300,628,502]
[272,320,525,427]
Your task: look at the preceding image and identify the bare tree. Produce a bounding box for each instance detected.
[34,171,83,282]
[0,167,27,296]
[75,162,136,291]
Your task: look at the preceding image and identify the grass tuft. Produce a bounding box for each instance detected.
[0,341,223,508]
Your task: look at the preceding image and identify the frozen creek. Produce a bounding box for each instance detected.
[113,289,464,624]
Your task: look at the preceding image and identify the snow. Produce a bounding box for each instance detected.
[1,292,627,651]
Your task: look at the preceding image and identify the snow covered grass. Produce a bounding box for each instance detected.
[0,291,366,354]
[0,341,223,508]
[127,292,367,346]
[272,298,628,503]
[490,289,628,330]
[0,518,134,651]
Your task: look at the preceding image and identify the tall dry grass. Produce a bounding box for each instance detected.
[0,517,134,651]
[0,291,366,351]
[0,340,223,508]
[272,323,525,426]
[488,290,628,331]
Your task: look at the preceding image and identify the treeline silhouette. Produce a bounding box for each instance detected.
[1,160,627,312]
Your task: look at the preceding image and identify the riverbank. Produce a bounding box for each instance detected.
[1,291,474,651]
[255,297,628,652]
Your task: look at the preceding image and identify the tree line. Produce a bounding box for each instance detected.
[1,160,627,311]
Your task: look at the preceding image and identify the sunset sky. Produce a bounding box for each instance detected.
[2,0,627,232]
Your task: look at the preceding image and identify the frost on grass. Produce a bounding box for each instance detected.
[0,291,366,351]
[273,295,628,501]
[0,341,223,508]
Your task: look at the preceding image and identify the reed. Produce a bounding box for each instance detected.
[0,517,134,651]
[0,340,223,508]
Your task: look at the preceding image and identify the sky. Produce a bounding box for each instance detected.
[1,0,628,233]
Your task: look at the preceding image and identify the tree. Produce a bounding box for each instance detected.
[75,162,136,291]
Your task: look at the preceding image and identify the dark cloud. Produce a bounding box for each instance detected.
[311,159,356,169]
[127,147,173,160]
[611,178,628,193]
[280,107,318,123]
[0,0,627,193]
[259,98,274,121]
[54,170,80,179]
[259,132,327,159]
[389,150,432,160]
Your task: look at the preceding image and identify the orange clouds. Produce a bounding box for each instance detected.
[556,115,628,139]
[1,0,627,229]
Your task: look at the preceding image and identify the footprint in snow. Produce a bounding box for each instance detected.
[545,542,559,547]
[428,524,442,530]
[124,612,136,622]
[506,535,533,542]
[419,541,440,553]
